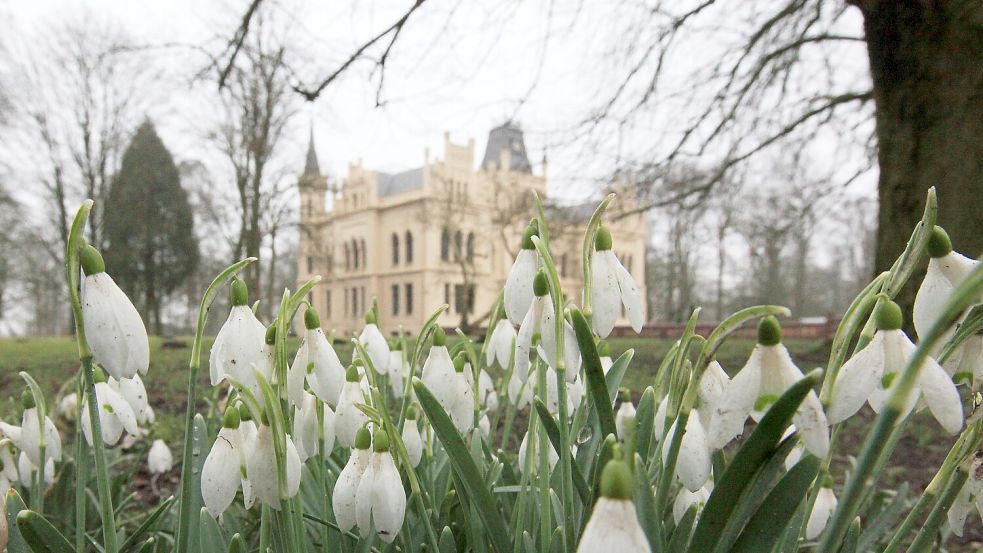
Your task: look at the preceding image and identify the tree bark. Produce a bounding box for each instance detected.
[863,1,983,311]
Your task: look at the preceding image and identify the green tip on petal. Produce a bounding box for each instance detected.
[617,388,630,402]
[533,269,549,297]
[373,429,390,452]
[365,309,377,325]
[597,340,611,357]
[353,357,363,367]
[433,326,446,347]
[230,278,249,306]
[521,224,538,250]
[237,401,252,421]
[392,340,402,351]
[757,315,783,346]
[21,390,35,410]
[346,365,360,382]
[594,226,613,251]
[80,244,106,275]
[304,307,321,329]
[264,325,276,345]
[600,457,632,500]
[354,427,372,450]
[223,406,241,429]
[406,405,418,420]
[875,299,904,331]
[453,352,467,373]
[93,365,108,383]
[927,225,953,258]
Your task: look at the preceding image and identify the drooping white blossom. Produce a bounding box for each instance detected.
[402,409,424,467]
[673,484,712,524]
[333,428,372,533]
[807,486,838,540]
[913,225,978,354]
[662,414,712,492]
[290,307,346,408]
[245,424,301,509]
[119,374,155,425]
[148,439,173,475]
[828,300,963,434]
[293,391,322,463]
[514,272,581,382]
[465,363,499,412]
[355,430,406,542]
[947,456,983,537]
[16,399,62,467]
[615,391,636,439]
[590,226,644,338]
[358,312,390,374]
[420,329,456,408]
[335,366,370,448]
[81,374,140,446]
[577,456,651,553]
[209,278,270,397]
[58,393,79,421]
[80,245,149,380]
[387,346,409,397]
[201,408,247,518]
[504,223,541,325]
[488,317,517,369]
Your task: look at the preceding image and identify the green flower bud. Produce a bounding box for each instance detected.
[346,365,360,383]
[521,224,538,250]
[354,427,372,450]
[453,352,467,373]
[223,406,241,429]
[406,405,418,420]
[353,357,364,367]
[597,340,611,357]
[304,307,321,330]
[231,278,249,307]
[21,390,35,410]
[600,457,632,500]
[617,388,631,403]
[392,340,402,351]
[533,269,549,297]
[365,309,378,325]
[237,401,252,421]
[80,244,106,275]
[594,226,613,251]
[927,225,953,258]
[433,326,446,347]
[874,299,903,331]
[757,315,782,346]
[93,366,108,384]
[373,429,391,452]
[264,324,276,345]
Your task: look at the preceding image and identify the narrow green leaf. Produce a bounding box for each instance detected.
[668,504,698,553]
[6,489,30,553]
[117,496,175,552]
[532,399,591,504]
[439,526,457,553]
[730,455,821,553]
[414,379,512,553]
[228,533,246,553]
[632,452,657,550]
[840,518,862,553]
[15,510,75,553]
[634,387,656,459]
[136,537,156,553]
[199,507,228,551]
[857,483,909,552]
[687,369,822,553]
[571,308,616,438]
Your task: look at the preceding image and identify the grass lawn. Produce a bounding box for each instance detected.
[0,334,979,549]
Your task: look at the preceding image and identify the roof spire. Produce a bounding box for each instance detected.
[303,123,320,177]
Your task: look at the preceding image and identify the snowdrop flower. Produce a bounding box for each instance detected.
[0,440,17,494]
[517,429,558,475]
[387,344,408,397]
[465,362,499,411]
[18,451,54,486]
[488,313,517,369]
[81,368,140,446]
[723,317,830,457]
[478,414,491,439]
[336,366,370,448]
[356,429,406,542]
[653,397,669,443]
[402,407,424,467]
[420,328,455,406]
[80,244,149,380]
[577,454,651,553]
[148,439,173,475]
[333,427,372,533]
[288,308,345,407]
[16,392,62,467]
[358,310,390,374]
[590,226,644,338]
[209,278,269,397]
[662,414,711,492]
[701,361,745,451]
[947,455,983,536]
[504,222,541,325]
[914,226,978,347]
[828,299,963,434]
[322,403,336,454]
[515,270,581,382]
[293,391,322,463]
[201,408,247,517]
[58,393,79,421]
[119,375,155,425]
[246,423,302,509]
[445,354,476,434]
[807,481,838,540]
[508,372,532,409]
[673,484,712,524]
[615,389,636,438]
[598,340,614,374]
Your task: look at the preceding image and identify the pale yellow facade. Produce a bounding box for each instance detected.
[297,124,648,336]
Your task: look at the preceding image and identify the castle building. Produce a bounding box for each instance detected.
[297,123,648,336]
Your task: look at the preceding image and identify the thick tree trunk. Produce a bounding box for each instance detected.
[863,1,983,311]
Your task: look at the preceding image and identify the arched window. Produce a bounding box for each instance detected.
[441,228,451,261]
[360,239,367,270]
[466,232,475,262]
[405,231,413,264]
[351,239,359,269]
[391,233,400,266]
[454,230,463,261]
[344,244,351,271]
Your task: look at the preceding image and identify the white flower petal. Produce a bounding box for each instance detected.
[828,334,885,424]
[806,488,837,540]
[489,320,517,369]
[614,258,644,333]
[664,416,711,492]
[590,251,621,338]
[333,448,370,532]
[201,428,242,517]
[916,357,963,434]
[335,383,369,448]
[358,324,390,373]
[673,485,711,524]
[577,497,652,552]
[82,273,149,379]
[322,405,337,453]
[370,454,406,542]
[794,391,830,458]
[148,439,173,474]
[505,249,539,325]
[402,421,423,467]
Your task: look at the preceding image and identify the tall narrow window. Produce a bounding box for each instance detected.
[326,290,332,318]
[441,228,450,261]
[351,239,359,269]
[454,284,475,314]
[360,286,365,315]
[405,231,413,264]
[444,283,451,308]
[392,285,400,315]
[405,283,413,314]
[391,233,400,265]
[307,256,314,274]
[344,244,351,271]
[344,287,349,316]
[454,231,463,261]
[466,232,475,262]
[360,240,367,270]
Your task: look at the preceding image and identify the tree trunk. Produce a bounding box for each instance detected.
[863,1,983,313]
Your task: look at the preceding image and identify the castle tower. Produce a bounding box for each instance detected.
[298,129,329,283]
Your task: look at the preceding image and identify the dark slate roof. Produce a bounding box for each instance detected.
[482,122,532,173]
[377,167,424,197]
[303,129,321,177]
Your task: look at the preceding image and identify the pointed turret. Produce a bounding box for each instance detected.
[303,126,320,177]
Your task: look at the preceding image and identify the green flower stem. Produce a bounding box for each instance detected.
[19,373,46,512]
[174,256,255,553]
[818,273,886,403]
[74,392,87,552]
[397,306,448,430]
[907,462,969,553]
[817,252,983,553]
[580,193,616,316]
[534,358,552,550]
[64,200,119,553]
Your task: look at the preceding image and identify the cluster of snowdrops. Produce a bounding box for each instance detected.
[2,189,983,553]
